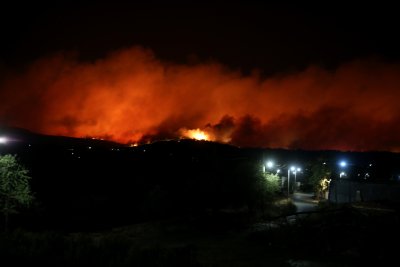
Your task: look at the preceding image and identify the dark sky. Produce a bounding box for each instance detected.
[1,2,399,74]
[1,2,400,151]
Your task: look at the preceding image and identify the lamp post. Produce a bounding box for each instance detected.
[339,161,347,181]
[287,166,295,199]
[293,167,301,192]
[0,136,8,155]
[264,160,274,173]
[339,161,352,203]
[287,168,291,200]
[0,136,7,144]
[335,160,347,203]
[266,161,274,169]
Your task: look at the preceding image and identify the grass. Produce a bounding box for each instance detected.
[1,201,398,266]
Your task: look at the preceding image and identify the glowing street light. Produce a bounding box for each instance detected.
[338,160,348,178]
[264,160,275,173]
[266,161,274,169]
[287,166,295,199]
[0,136,8,144]
[294,167,301,192]
[335,160,348,203]
[287,169,291,199]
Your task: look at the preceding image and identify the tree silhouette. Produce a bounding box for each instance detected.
[309,159,332,200]
[0,154,33,231]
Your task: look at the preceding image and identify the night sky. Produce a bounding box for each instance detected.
[1,2,400,151]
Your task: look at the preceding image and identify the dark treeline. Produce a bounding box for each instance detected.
[1,126,400,231]
[0,128,274,231]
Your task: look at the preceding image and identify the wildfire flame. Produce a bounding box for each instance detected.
[181,128,210,141]
[1,47,400,151]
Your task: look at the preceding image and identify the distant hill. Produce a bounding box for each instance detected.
[0,125,122,148]
[2,125,400,180]
[2,125,400,231]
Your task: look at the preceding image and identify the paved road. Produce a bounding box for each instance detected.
[291,192,318,213]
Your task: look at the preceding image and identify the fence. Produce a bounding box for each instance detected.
[328,179,400,203]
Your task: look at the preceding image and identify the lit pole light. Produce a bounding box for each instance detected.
[287,166,295,199]
[264,160,274,173]
[266,160,274,169]
[338,161,347,178]
[287,168,290,200]
[266,161,274,173]
[294,167,301,192]
[336,160,348,203]
[0,136,8,144]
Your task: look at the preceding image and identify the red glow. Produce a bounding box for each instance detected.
[1,47,400,151]
[180,128,210,141]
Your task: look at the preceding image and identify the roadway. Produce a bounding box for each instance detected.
[291,192,318,213]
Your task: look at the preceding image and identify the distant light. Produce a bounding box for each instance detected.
[340,171,346,178]
[266,161,274,169]
[339,161,347,167]
[369,163,372,167]
[297,167,301,172]
[0,137,8,144]
[276,169,281,173]
[323,162,326,165]
[290,166,295,171]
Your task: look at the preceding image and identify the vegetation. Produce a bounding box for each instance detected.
[309,159,332,200]
[264,172,281,198]
[1,203,399,266]
[0,154,33,231]
[0,132,399,266]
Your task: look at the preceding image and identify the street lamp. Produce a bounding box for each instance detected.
[294,167,301,192]
[263,160,274,173]
[266,160,274,171]
[335,160,348,203]
[287,168,290,199]
[338,161,347,177]
[287,166,295,198]
[0,136,7,144]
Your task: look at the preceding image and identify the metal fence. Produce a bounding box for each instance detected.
[328,179,400,203]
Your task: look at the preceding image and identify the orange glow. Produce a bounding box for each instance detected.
[181,129,210,141]
[1,47,400,151]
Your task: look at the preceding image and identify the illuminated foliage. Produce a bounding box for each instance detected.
[0,154,33,231]
[309,159,332,199]
[263,172,281,198]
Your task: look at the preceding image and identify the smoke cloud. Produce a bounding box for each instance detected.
[1,46,399,151]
